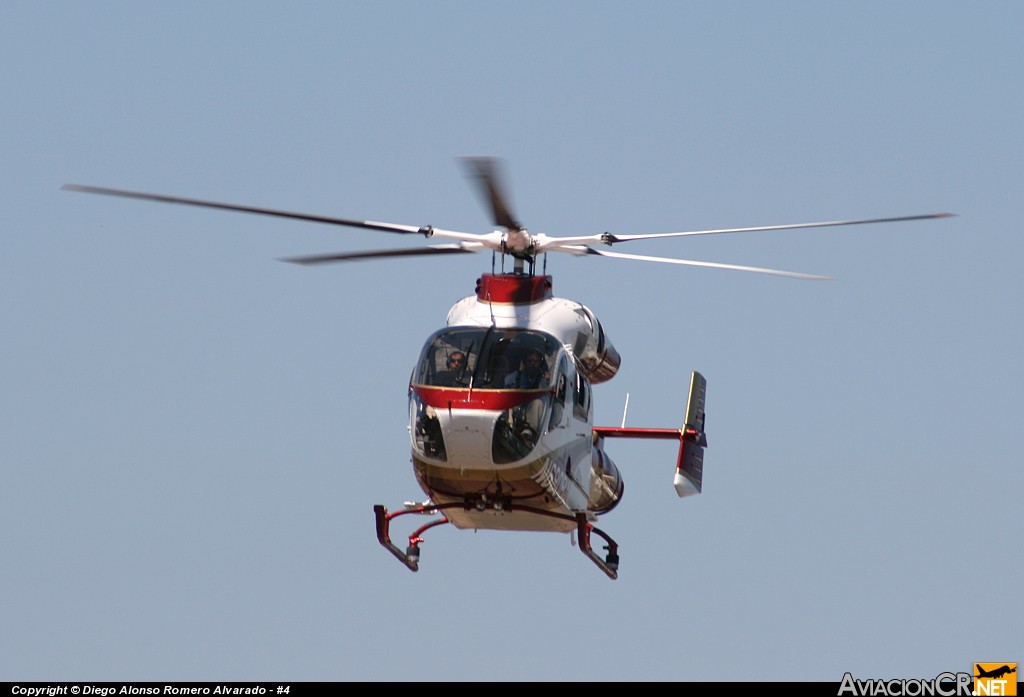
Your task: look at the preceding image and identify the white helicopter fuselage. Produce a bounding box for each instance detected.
[63,158,943,576]
[407,274,624,532]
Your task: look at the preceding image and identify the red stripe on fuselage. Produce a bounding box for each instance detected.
[412,384,547,411]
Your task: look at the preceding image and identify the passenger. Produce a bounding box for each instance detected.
[504,349,549,389]
[434,352,467,387]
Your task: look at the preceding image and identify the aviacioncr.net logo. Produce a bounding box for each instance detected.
[838,672,973,696]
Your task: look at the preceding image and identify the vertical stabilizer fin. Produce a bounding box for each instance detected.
[674,371,708,497]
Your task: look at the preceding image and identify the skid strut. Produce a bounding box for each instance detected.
[373,500,620,579]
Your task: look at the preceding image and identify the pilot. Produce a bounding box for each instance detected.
[434,352,467,386]
[504,349,549,389]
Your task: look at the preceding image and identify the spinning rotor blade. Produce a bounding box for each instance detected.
[281,243,479,265]
[460,157,522,231]
[64,172,954,278]
[538,213,955,251]
[62,184,425,235]
[584,248,833,280]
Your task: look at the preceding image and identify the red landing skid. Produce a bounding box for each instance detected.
[374,500,620,580]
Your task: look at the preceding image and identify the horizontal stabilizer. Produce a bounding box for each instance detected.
[591,371,708,498]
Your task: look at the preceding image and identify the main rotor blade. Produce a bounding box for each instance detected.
[541,213,956,250]
[62,184,424,235]
[460,157,522,231]
[281,243,478,265]
[585,248,833,280]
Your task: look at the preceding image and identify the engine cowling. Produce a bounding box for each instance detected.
[575,307,621,384]
[588,447,624,514]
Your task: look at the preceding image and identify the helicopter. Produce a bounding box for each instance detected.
[63,158,952,579]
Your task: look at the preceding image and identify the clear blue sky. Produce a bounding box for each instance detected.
[3,1,1020,681]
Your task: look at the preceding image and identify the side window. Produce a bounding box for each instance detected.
[556,373,567,402]
[555,356,568,402]
[549,355,568,429]
[573,371,589,421]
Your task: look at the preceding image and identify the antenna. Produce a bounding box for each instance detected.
[620,393,630,428]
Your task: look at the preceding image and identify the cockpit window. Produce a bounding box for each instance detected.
[413,327,561,389]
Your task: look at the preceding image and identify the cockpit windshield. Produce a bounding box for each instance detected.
[413,327,561,390]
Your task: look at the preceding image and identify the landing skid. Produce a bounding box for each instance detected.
[374,499,620,579]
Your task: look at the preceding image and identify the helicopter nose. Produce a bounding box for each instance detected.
[437,410,494,464]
